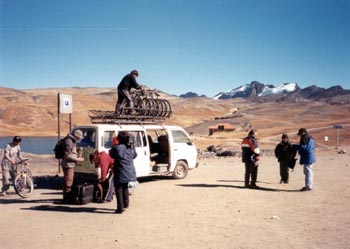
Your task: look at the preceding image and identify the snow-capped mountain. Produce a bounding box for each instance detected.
[213,81,298,99]
[259,82,298,96]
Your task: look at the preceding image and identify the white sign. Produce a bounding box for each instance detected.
[59,94,73,114]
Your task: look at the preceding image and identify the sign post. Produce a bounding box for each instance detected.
[57,93,73,172]
[333,125,343,149]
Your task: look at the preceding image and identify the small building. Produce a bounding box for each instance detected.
[208,123,235,136]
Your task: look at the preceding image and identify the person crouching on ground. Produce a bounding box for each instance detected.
[294,128,316,191]
[109,131,137,214]
[241,129,260,189]
[89,150,114,203]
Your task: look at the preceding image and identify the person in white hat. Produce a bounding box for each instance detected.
[61,129,85,202]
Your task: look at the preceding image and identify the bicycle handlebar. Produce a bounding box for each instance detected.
[15,158,30,164]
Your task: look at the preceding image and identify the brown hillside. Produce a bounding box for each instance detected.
[0,87,349,150]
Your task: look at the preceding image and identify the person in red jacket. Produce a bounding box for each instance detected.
[89,150,114,203]
[241,130,260,189]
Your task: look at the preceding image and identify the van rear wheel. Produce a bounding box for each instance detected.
[173,161,188,179]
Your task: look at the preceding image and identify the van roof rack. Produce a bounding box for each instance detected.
[88,110,167,124]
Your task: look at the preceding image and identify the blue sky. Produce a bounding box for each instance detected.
[0,0,349,97]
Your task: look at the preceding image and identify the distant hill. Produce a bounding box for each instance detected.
[179,92,207,98]
[178,81,350,105]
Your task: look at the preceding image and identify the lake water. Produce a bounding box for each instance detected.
[0,136,58,155]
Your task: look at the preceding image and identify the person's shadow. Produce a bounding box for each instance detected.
[176,180,301,192]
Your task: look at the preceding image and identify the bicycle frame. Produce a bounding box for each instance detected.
[13,159,34,198]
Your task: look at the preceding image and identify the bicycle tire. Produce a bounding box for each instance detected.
[160,99,172,118]
[146,98,156,117]
[14,174,34,198]
[155,98,166,117]
[140,98,152,116]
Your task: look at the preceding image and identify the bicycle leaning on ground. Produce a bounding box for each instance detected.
[11,159,34,198]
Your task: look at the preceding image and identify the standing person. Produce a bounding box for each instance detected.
[241,130,260,189]
[295,128,316,191]
[115,70,143,114]
[89,150,114,203]
[61,129,85,203]
[274,134,296,184]
[109,131,137,214]
[1,136,26,196]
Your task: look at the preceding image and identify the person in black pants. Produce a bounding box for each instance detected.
[109,131,137,214]
[115,70,143,114]
[274,134,296,184]
[241,130,260,189]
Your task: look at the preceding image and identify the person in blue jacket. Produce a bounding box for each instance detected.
[295,128,316,191]
[109,131,137,214]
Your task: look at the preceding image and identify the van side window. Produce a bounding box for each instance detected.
[129,131,146,147]
[172,130,192,143]
[103,131,115,149]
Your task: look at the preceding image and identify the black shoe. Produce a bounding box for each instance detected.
[300,187,312,191]
[115,209,125,214]
[250,184,260,189]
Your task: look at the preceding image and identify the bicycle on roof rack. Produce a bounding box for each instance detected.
[88,88,172,124]
[116,88,172,118]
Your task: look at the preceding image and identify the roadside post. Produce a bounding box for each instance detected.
[57,93,73,172]
[333,125,343,149]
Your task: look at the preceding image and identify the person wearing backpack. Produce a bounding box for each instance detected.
[61,129,84,203]
[241,130,260,189]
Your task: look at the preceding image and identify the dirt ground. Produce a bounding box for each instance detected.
[1,148,350,249]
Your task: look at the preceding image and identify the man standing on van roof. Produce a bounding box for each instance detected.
[115,70,143,114]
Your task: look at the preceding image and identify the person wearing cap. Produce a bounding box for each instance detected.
[115,70,143,114]
[295,128,316,191]
[241,129,260,189]
[274,134,296,184]
[61,129,85,202]
[1,136,26,195]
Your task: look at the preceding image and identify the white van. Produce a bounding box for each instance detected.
[72,123,198,179]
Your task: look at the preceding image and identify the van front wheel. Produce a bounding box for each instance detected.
[173,161,188,179]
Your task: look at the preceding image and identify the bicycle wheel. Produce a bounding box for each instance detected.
[154,98,165,117]
[160,99,172,118]
[14,174,34,198]
[138,98,151,116]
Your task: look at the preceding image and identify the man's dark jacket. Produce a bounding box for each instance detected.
[117,74,141,91]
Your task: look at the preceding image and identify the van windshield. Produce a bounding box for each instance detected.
[172,130,192,143]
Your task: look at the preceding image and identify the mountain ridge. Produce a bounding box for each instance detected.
[179,81,349,103]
